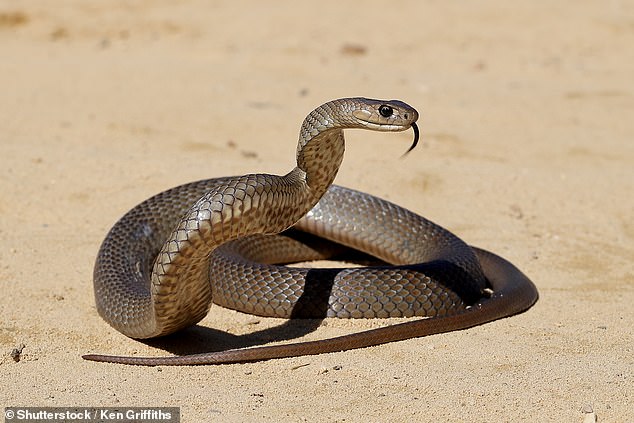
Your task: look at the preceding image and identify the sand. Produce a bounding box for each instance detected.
[1,1,632,421]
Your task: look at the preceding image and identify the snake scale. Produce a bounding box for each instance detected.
[83,97,538,366]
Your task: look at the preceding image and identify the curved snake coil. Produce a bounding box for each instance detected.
[84,97,537,365]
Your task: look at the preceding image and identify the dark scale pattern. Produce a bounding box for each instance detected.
[298,185,487,287]
[211,185,486,319]
[147,171,317,337]
[93,177,235,337]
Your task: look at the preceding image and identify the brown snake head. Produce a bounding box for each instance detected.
[348,98,420,156]
[298,98,420,167]
[348,98,418,130]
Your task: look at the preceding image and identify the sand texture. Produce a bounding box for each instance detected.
[1,1,632,421]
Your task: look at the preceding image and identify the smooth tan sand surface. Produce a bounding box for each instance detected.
[1,1,632,421]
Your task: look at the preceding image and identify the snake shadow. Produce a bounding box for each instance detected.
[139,241,482,357]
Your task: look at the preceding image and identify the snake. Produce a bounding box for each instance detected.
[83,97,538,366]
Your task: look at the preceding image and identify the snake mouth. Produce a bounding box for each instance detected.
[402,122,420,156]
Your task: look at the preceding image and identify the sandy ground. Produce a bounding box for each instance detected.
[1,1,632,421]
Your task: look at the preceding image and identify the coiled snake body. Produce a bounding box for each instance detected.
[84,98,537,365]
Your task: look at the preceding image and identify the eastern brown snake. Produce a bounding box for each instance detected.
[84,98,537,365]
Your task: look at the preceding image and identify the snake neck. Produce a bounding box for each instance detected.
[294,102,347,199]
[293,129,345,201]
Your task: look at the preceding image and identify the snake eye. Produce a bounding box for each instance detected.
[378,105,393,118]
